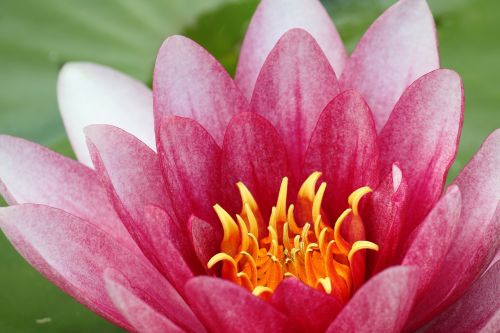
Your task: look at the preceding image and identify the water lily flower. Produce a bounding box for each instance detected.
[0,0,498,332]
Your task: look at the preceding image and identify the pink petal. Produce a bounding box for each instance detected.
[0,135,133,248]
[271,278,342,333]
[58,62,154,166]
[326,266,419,333]
[408,130,500,328]
[250,29,340,180]
[188,215,222,272]
[304,90,379,220]
[364,164,407,275]
[104,270,187,333]
[377,69,463,241]
[85,125,172,231]
[221,112,289,226]
[236,0,346,99]
[402,186,461,297]
[185,277,288,333]
[153,35,248,145]
[419,261,500,333]
[0,204,201,332]
[141,205,203,292]
[85,125,188,283]
[158,117,221,225]
[340,0,439,131]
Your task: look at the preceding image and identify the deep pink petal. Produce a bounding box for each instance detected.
[364,164,407,275]
[408,130,500,328]
[236,0,346,99]
[250,29,339,179]
[104,270,187,333]
[221,112,289,226]
[153,35,248,145]
[58,62,154,166]
[0,135,133,248]
[340,0,439,131]
[0,204,202,332]
[303,90,379,220]
[158,117,221,225]
[326,266,419,333]
[378,69,463,241]
[188,215,222,272]
[271,278,342,333]
[402,186,461,297]
[141,206,203,292]
[185,276,288,333]
[419,261,500,333]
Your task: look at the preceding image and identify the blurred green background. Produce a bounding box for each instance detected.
[0,0,498,331]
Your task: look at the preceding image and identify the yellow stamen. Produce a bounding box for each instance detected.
[209,173,378,301]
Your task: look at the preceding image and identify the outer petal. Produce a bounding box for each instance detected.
[340,0,439,131]
[303,90,379,220]
[221,112,289,225]
[364,164,407,274]
[153,35,248,145]
[85,125,187,280]
[378,69,463,240]
[185,277,288,333]
[0,135,133,248]
[104,270,187,333]
[271,278,342,333]
[158,117,221,225]
[0,204,202,332]
[420,261,500,333]
[58,62,154,166]
[408,130,500,328]
[236,0,346,99]
[250,29,339,179]
[402,186,461,297]
[326,266,419,333]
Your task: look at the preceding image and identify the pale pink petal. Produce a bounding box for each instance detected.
[185,277,288,333]
[153,36,248,145]
[408,130,500,328]
[0,204,202,332]
[58,62,154,166]
[0,135,133,248]
[236,0,346,99]
[250,29,339,179]
[158,117,221,225]
[221,112,289,228]
[304,90,378,220]
[364,164,407,275]
[402,186,461,297]
[85,125,173,230]
[326,266,419,333]
[378,69,463,241]
[104,270,189,333]
[419,261,500,333]
[340,0,439,131]
[271,278,342,333]
[85,125,184,280]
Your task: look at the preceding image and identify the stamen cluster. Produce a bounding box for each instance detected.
[208,172,378,301]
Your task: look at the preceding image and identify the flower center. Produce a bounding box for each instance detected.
[208,172,378,301]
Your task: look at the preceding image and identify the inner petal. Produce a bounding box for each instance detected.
[208,172,378,302]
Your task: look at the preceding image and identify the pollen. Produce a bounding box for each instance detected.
[207,172,378,302]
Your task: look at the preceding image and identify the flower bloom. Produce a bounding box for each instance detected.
[0,0,498,332]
